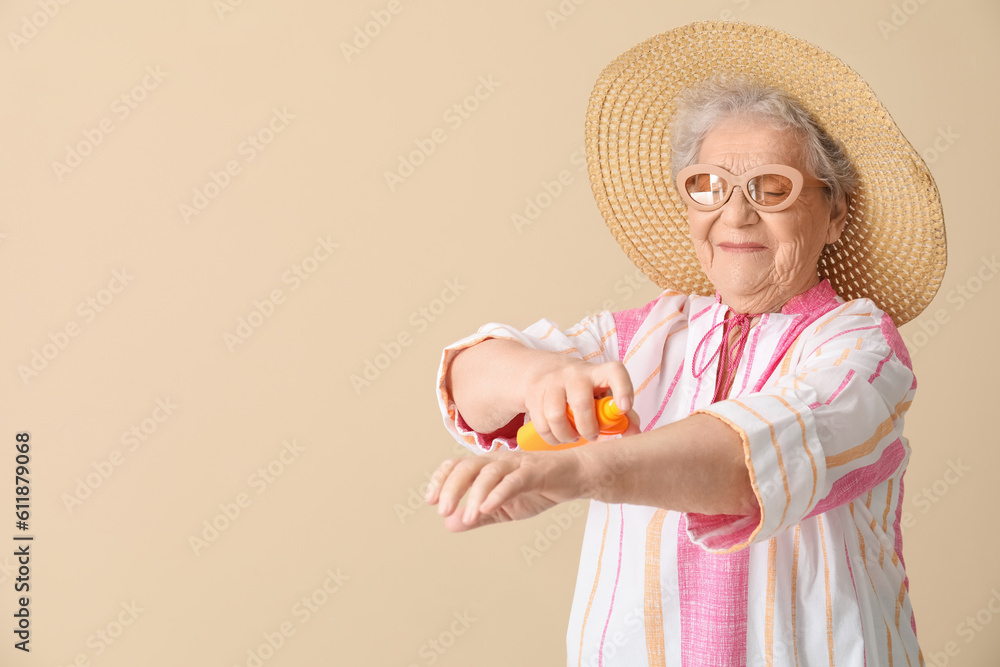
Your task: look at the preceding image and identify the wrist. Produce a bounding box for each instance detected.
[575,439,634,503]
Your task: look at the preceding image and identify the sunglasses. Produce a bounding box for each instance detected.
[675,164,828,212]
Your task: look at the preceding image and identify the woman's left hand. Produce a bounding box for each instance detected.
[426,410,640,532]
[425,448,588,532]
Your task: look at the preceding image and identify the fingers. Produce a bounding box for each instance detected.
[479,471,527,515]
[520,356,635,446]
[566,379,599,441]
[424,458,459,507]
[622,409,642,437]
[461,460,512,525]
[442,507,506,533]
[432,457,486,517]
[593,361,634,413]
[427,455,519,526]
[541,384,579,444]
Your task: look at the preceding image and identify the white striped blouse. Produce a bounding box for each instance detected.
[435,280,922,666]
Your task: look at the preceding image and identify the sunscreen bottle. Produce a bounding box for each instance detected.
[516,396,629,451]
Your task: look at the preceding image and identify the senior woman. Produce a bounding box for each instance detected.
[426,22,945,666]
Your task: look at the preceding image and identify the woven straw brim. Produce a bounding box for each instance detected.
[585,21,946,327]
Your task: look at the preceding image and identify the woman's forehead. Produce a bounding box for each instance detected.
[698,118,808,172]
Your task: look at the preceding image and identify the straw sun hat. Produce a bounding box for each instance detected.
[585,21,946,327]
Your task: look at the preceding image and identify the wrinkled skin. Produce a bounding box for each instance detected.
[687,117,848,314]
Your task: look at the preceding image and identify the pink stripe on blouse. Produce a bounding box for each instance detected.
[677,517,751,665]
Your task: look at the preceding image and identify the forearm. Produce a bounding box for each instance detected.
[445,338,542,433]
[577,413,758,516]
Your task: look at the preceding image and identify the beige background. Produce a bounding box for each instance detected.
[1,0,997,665]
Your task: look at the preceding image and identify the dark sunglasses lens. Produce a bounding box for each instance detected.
[747,174,794,206]
[684,173,726,206]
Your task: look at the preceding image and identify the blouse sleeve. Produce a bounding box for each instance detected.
[686,300,916,553]
[435,312,620,454]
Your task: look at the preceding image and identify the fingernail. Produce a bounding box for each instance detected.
[463,506,475,524]
[438,501,450,516]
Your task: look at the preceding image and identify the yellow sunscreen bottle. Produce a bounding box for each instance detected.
[516,396,629,451]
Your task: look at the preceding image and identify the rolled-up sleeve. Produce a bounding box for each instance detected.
[686,303,916,553]
[436,312,620,454]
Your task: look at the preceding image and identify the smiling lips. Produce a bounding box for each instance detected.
[717,242,767,253]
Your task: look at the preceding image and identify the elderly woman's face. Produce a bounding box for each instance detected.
[686,118,847,311]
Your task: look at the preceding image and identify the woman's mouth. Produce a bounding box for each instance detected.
[717,242,767,253]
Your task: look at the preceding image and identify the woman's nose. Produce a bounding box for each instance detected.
[719,187,759,227]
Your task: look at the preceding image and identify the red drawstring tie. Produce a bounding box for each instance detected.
[692,306,758,402]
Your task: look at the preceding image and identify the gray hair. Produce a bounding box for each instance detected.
[669,75,859,206]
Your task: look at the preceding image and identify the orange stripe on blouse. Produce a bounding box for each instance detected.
[599,327,616,353]
[886,621,894,667]
[577,504,611,667]
[850,503,865,562]
[791,525,802,665]
[643,510,668,667]
[766,538,778,667]
[780,336,801,376]
[897,581,913,667]
[566,318,596,337]
[880,480,894,567]
[826,417,894,468]
[817,515,835,665]
[622,313,685,364]
[634,364,662,398]
[733,400,791,530]
[772,395,819,511]
[811,305,861,333]
[537,324,558,340]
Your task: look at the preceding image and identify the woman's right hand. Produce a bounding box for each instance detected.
[518,355,634,446]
